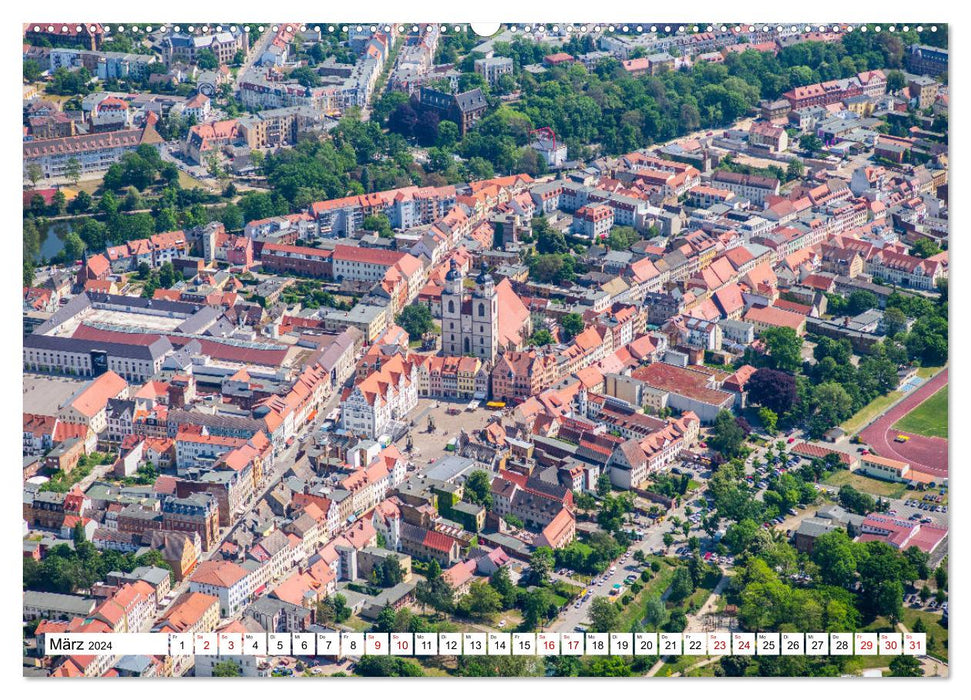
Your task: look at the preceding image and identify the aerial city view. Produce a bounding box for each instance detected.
[21,21,948,679]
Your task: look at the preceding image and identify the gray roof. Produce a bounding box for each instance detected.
[795,517,838,539]
[24,591,96,615]
[113,655,155,674]
[425,455,475,482]
[24,333,173,361]
[454,88,487,113]
[128,565,172,586]
[175,306,222,335]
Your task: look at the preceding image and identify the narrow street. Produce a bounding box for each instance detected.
[152,389,343,624]
[234,27,276,90]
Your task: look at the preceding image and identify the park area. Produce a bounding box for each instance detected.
[822,470,910,500]
[893,385,948,439]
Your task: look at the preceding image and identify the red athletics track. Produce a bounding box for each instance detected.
[859,368,948,478]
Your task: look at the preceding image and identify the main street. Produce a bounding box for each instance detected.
[152,388,345,623]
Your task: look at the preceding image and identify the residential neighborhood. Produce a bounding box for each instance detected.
[23,21,948,679]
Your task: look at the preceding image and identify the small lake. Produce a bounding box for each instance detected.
[38,222,70,261]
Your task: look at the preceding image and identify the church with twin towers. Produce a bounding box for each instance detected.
[440,259,499,364]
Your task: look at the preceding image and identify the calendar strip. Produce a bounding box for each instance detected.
[42,632,927,658]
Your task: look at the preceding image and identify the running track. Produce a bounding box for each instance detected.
[859,368,948,478]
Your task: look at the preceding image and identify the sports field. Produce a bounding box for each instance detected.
[893,385,948,439]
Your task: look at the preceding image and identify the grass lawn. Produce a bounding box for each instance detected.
[860,608,948,664]
[74,179,104,195]
[341,614,371,632]
[842,391,903,434]
[178,170,212,190]
[416,664,452,676]
[893,385,948,439]
[822,470,909,499]
[681,570,722,611]
[902,608,948,662]
[916,365,945,379]
[614,560,677,632]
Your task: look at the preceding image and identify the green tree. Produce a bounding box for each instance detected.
[211,660,242,677]
[396,304,435,342]
[535,221,568,255]
[489,566,517,608]
[379,556,404,588]
[64,157,82,186]
[529,547,555,583]
[809,382,854,436]
[758,407,778,434]
[63,231,86,260]
[889,655,923,677]
[585,656,632,676]
[220,204,244,231]
[69,190,92,214]
[883,307,908,336]
[847,290,879,315]
[903,546,930,581]
[837,484,876,515]
[918,585,932,605]
[24,59,42,82]
[560,313,585,342]
[528,328,554,346]
[909,238,942,259]
[332,593,351,623]
[668,567,694,602]
[26,163,43,187]
[373,604,398,632]
[886,70,906,93]
[437,120,459,148]
[158,262,176,288]
[456,581,502,621]
[760,327,803,372]
[643,595,668,630]
[596,472,612,497]
[811,530,858,587]
[362,213,393,238]
[521,587,556,629]
[196,49,218,70]
[786,158,805,180]
[799,133,823,153]
[588,596,621,633]
[464,470,494,508]
[709,410,746,459]
[607,226,639,250]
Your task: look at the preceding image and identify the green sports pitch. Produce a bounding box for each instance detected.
[892,385,948,439]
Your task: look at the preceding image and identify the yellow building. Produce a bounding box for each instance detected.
[856,454,910,483]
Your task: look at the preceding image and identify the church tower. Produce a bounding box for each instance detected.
[471,262,498,363]
[441,259,464,356]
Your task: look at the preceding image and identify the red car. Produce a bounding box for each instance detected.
[787,437,795,444]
